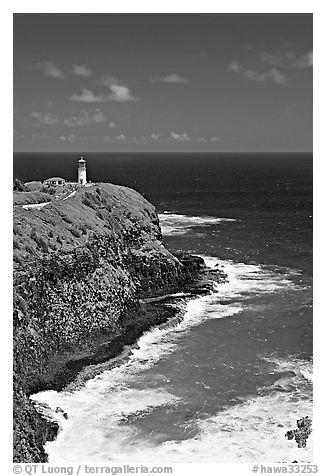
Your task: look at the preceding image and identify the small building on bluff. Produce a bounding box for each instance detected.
[78,157,87,185]
[44,177,66,186]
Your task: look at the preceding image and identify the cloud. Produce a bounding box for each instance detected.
[70,84,136,103]
[116,134,127,142]
[229,60,288,86]
[228,61,243,73]
[244,68,288,85]
[102,132,221,144]
[261,50,313,69]
[97,74,137,102]
[108,84,136,102]
[261,52,284,67]
[92,109,107,123]
[151,73,189,83]
[108,121,116,128]
[294,51,313,68]
[150,132,162,141]
[169,132,191,142]
[72,64,93,77]
[70,88,106,103]
[36,62,65,79]
[63,109,107,127]
[30,111,59,125]
[59,133,76,142]
[99,74,121,87]
[230,49,312,87]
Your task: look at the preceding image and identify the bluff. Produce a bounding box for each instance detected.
[13,183,226,462]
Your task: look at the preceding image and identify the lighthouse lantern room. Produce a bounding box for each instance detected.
[78,157,87,185]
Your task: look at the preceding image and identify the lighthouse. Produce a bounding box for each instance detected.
[78,156,87,185]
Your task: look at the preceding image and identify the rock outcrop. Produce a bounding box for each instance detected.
[285,416,312,448]
[13,183,226,462]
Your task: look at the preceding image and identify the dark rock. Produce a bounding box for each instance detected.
[285,416,312,448]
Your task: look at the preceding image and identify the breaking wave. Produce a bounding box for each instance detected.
[158,212,236,236]
[31,256,311,463]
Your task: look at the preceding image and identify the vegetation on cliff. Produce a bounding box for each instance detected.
[13,183,226,462]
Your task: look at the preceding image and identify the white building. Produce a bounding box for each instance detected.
[78,157,87,185]
[44,177,66,186]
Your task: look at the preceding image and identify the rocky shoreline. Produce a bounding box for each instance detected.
[13,182,227,462]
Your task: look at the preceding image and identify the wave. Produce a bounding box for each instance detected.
[158,212,236,236]
[201,256,298,300]
[31,255,308,463]
[33,358,313,463]
[262,356,313,390]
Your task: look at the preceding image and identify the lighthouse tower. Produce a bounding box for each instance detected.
[78,157,87,185]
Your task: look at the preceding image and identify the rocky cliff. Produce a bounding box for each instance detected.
[13,183,226,462]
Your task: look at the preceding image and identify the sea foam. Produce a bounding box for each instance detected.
[158,213,236,236]
[31,256,308,463]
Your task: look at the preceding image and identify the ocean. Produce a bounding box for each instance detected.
[14,152,313,462]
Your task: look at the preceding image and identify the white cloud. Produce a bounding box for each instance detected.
[116,134,127,142]
[30,111,59,125]
[228,61,243,73]
[261,50,313,69]
[108,121,116,128]
[63,109,107,127]
[70,84,136,103]
[294,51,313,68]
[99,74,121,87]
[101,132,221,144]
[150,132,162,141]
[72,64,93,76]
[108,85,136,102]
[152,73,189,83]
[98,75,137,102]
[92,109,107,123]
[261,52,284,67]
[70,88,106,103]
[229,60,288,86]
[59,133,76,142]
[37,62,65,79]
[169,132,191,142]
[230,49,312,86]
[244,68,288,85]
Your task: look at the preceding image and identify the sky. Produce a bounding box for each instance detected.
[13,13,313,153]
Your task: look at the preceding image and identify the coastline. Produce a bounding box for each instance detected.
[13,182,227,462]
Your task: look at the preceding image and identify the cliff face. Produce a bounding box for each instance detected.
[13,183,225,462]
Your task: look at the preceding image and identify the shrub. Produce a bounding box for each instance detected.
[30,230,48,252]
[62,215,73,224]
[25,244,35,255]
[48,230,54,238]
[13,178,27,192]
[56,236,63,245]
[69,228,81,238]
[13,255,23,265]
[48,241,57,250]
[82,197,96,209]
[40,186,56,195]
[17,295,27,313]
